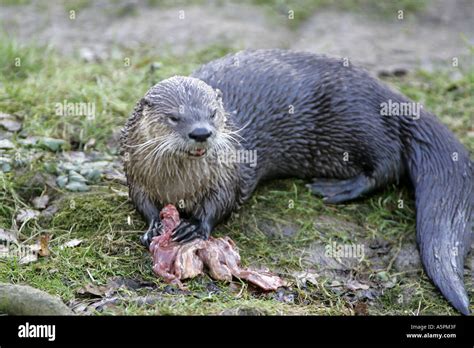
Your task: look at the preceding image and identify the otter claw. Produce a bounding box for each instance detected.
[172,220,205,243]
[140,219,162,247]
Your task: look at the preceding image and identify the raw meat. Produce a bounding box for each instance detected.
[149,204,286,290]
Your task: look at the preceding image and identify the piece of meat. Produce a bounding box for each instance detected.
[149,204,286,291]
[149,205,183,286]
[174,239,205,279]
[198,237,234,281]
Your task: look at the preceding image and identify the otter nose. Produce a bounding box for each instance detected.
[188,128,212,142]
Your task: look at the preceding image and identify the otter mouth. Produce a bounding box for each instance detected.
[188,148,207,158]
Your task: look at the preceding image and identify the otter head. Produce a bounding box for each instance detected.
[138,76,232,160]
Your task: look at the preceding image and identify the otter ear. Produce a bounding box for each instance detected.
[215,88,223,102]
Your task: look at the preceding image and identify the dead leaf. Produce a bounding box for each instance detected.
[354,301,369,315]
[19,253,38,265]
[330,280,342,287]
[84,138,96,151]
[77,283,108,298]
[104,170,127,185]
[38,234,50,257]
[60,238,83,249]
[110,187,128,197]
[292,270,319,287]
[346,280,370,291]
[16,209,40,224]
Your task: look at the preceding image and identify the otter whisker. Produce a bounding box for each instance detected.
[219,132,241,147]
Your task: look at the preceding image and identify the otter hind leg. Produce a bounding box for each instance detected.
[307,174,375,204]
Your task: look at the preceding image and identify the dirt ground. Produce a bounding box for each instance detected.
[1,0,473,73]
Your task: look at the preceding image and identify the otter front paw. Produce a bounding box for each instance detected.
[140,219,162,247]
[172,220,210,244]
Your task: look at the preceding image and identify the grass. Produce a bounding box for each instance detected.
[0,35,472,315]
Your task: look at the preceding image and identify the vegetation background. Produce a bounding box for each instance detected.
[0,0,472,315]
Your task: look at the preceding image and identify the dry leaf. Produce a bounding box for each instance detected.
[77,283,108,298]
[346,280,370,291]
[38,234,50,257]
[60,238,83,249]
[16,209,40,224]
[19,253,38,265]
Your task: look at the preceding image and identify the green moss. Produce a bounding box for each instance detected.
[51,190,143,237]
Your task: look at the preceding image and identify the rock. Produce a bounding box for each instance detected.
[0,139,14,149]
[376,271,390,282]
[32,195,49,210]
[38,137,67,152]
[150,62,162,71]
[220,307,269,316]
[80,168,101,183]
[257,218,299,238]
[0,283,73,315]
[65,181,90,192]
[303,242,360,271]
[17,136,39,147]
[62,151,87,164]
[40,204,59,221]
[64,171,90,191]
[0,112,22,132]
[0,130,13,141]
[68,170,88,183]
[393,243,422,272]
[313,215,364,236]
[56,175,68,188]
[79,47,98,62]
[0,156,12,172]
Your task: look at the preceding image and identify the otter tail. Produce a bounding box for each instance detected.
[402,110,472,314]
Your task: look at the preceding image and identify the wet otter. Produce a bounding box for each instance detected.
[121,49,472,314]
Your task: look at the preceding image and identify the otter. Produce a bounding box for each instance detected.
[121,49,472,314]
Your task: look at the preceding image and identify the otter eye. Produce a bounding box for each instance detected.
[168,115,179,123]
[210,110,217,119]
